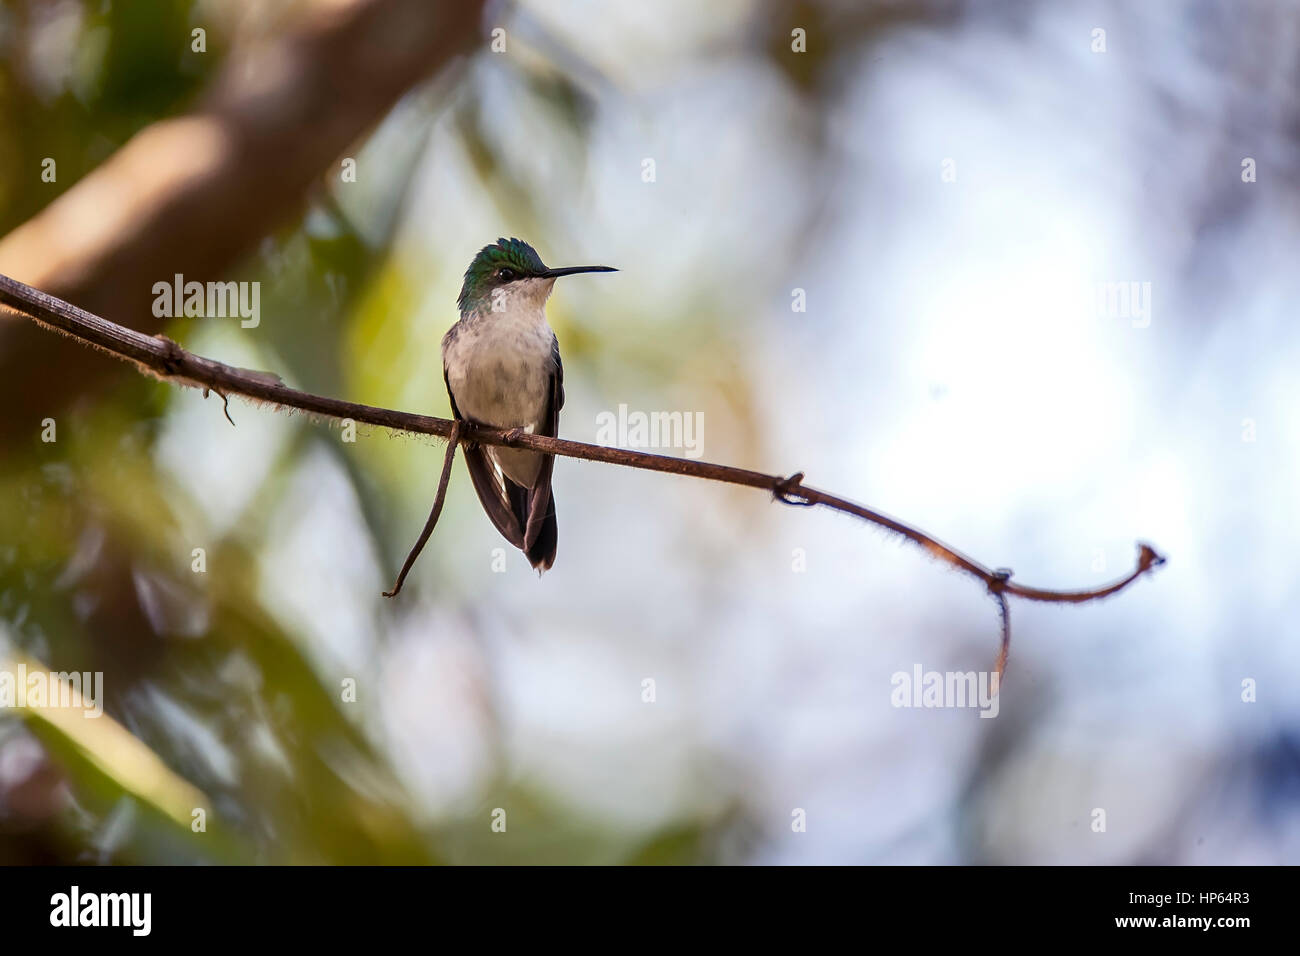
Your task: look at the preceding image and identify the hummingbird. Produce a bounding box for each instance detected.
[442,238,615,572]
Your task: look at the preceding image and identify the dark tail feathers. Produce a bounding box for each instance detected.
[508,480,557,572]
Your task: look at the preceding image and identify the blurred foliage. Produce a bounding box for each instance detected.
[0,0,222,230]
[0,0,781,865]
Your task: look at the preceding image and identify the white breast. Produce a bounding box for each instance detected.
[443,314,554,427]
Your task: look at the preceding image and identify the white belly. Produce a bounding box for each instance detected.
[443,308,556,486]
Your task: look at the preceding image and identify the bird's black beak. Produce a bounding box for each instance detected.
[541,265,618,279]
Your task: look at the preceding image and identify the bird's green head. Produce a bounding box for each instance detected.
[457,237,615,313]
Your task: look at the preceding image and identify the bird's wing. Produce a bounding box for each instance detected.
[521,338,563,550]
[552,335,565,412]
[445,365,526,549]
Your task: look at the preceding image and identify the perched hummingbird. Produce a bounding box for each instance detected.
[442,238,615,571]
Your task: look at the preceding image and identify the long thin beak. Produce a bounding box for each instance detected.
[541,265,617,278]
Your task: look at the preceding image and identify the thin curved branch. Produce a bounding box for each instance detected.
[383,418,461,598]
[0,272,1166,674]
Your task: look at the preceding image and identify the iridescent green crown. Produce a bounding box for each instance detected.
[458,238,547,311]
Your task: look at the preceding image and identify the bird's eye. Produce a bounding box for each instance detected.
[497,268,516,282]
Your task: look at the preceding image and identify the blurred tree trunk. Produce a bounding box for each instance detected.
[0,0,483,448]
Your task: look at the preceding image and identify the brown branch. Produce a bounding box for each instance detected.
[383,419,461,598]
[0,272,1166,675]
[992,590,1011,686]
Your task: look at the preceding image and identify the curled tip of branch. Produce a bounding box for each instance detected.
[1137,541,1166,572]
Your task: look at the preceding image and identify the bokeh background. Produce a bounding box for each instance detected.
[1,0,1297,864]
